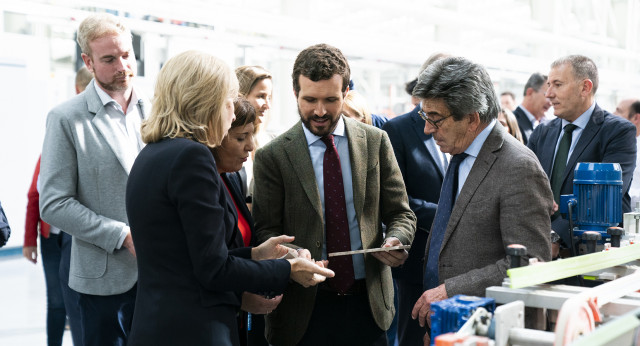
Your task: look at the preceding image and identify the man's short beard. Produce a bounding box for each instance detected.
[96,76,132,92]
[298,106,339,137]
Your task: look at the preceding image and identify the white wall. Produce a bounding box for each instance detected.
[0,33,74,248]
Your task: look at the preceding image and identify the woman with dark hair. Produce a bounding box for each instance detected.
[212,97,278,346]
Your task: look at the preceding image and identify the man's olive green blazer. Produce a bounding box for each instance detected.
[253,116,416,346]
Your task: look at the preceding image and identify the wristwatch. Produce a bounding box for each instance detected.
[550,230,561,244]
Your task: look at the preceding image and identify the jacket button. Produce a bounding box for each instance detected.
[316,241,321,248]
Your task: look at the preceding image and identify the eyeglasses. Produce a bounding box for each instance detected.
[418,109,452,129]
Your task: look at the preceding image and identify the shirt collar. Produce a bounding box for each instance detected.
[93,79,140,114]
[518,105,537,125]
[561,101,595,130]
[464,119,497,158]
[302,116,346,146]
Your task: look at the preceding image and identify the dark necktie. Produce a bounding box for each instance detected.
[550,124,578,205]
[424,152,469,290]
[321,135,355,293]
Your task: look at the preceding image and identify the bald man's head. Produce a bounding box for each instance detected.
[614,98,638,118]
[626,100,640,137]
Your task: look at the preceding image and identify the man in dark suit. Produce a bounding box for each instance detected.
[253,43,416,346]
[409,57,553,344]
[621,100,640,207]
[382,53,449,346]
[528,55,637,255]
[512,72,552,145]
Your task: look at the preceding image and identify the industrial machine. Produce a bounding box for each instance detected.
[432,244,640,345]
[428,163,640,345]
[559,162,624,255]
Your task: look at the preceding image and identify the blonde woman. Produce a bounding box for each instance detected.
[236,65,275,147]
[498,107,524,143]
[236,65,273,123]
[342,90,373,125]
[125,51,333,346]
[235,65,275,199]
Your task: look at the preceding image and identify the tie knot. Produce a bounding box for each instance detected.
[321,134,336,148]
[450,153,469,165]
[563,124,577,134]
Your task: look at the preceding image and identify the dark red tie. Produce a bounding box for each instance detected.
[321,134,355,293]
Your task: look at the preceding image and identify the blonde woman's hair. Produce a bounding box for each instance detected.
[76,13,131,57]
[499,107,524,144]
[235,65,272,97]
[141,50,239,147]
[343,91,372,125]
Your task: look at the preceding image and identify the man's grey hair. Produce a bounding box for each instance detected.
[523,73,547,96]
[551,55,599,95]
[419,52,451,76]
[413,56,499,124]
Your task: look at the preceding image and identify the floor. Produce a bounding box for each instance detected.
[0,251,73,345]
[0,248,399,346]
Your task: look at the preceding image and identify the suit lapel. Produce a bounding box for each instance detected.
[345,118,367,221]
[539,119,563,176]
[283,124,324,218]
[225,172,255,228]
[87,83,137,174]
[221,174,244,249]
[441,125,502,248]
[562,105,603,184]
[423,134,446,178]
[514,106,534,137]
[409,109,446,178]
[410,111,446,178]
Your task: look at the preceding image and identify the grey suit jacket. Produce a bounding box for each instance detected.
[40,81,145,295]
[253,116,416,346]
[429,123,552,297]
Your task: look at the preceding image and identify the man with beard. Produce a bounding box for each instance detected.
[253,43,416,346]
[40,13,147,345]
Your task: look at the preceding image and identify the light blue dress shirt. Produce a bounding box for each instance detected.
[519,105,538,129]
[425,136,448,174]
[457,119,497,197]
[552,102,596,168]
[302,117,365,279]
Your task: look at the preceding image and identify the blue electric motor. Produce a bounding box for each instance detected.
[430,295,495,345]
[559,162,623,241]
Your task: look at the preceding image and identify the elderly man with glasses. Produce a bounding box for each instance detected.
[409,56,553,345]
